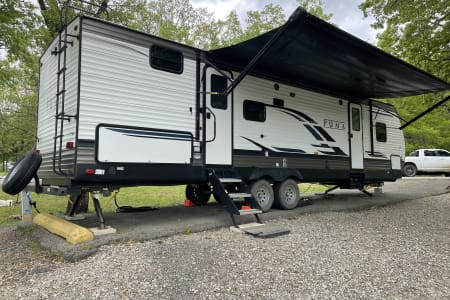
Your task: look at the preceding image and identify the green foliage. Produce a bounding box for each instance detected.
[360,0,450,153]
[242,4,286,41]
[296,0,333,21]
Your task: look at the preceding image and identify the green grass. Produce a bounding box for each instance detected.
[0,183,327,227]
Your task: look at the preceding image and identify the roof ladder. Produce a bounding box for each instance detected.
[52,2,79,176]
[207,169,290,238]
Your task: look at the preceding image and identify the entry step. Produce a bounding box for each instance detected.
[219,178,242,183]
[228,193,252,198]
[230,222,290,238]
[238,208,262,215]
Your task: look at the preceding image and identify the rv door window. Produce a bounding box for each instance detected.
[150,45,183,74]
[351,107,361,131]
[211,74,227,109]
[243,100,266,122]
[375,122,387,142]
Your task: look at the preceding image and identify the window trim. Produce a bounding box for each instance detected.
[375,122,387,143]
[243,100,266,122]
[351,107,361,131]
[210,74,228,110]
[149,44,183,74]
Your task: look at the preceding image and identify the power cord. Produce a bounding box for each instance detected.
[113,191,158,213]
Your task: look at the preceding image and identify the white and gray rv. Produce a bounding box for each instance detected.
[3,7,449,230]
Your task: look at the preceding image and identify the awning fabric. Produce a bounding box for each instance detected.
[207,8,449,100]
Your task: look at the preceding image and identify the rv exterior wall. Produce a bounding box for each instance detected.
[78,31,197,142]
[37,18,80,180]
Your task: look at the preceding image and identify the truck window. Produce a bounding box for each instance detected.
[375,122,387,142]
[424,150,435,156]
[243,100,266,122]
[436,150,450,157]
[211,74,227,109]
[150,45,183,74]
[409,151,419,157]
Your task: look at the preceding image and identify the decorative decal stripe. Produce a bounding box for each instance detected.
[272,147,306,154]
[106,128,192,140]
[314,126,336,142]
[277,109,305,122]
[241,137,306,154]
[304,124,323,141]
[319,147,347,156]
[267,105,317,123]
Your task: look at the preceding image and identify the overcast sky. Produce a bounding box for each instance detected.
[191,0,379,43]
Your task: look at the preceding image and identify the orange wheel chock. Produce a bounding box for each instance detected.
[184,199,196,207]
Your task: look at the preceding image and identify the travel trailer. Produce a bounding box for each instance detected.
[3,7,449,231]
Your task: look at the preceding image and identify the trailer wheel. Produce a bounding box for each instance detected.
[403,163,417,177]
[2,151,42,195]
[249,179,274,212]
[274,179,300,210]
[185,184,211,205]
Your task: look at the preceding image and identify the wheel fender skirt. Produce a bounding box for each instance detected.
[248,168,303,182]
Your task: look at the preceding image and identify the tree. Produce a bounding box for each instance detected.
[360,0,450,153]
[296,0,333,21]
[242,4,286,41]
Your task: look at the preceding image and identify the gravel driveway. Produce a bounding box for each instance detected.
[1,193,449,299]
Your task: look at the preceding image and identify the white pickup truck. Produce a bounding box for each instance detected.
[403,149,450,177]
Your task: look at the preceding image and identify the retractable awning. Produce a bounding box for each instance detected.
[207,7,449,100]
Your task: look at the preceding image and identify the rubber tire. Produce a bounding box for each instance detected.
[2,151,42,195]
[274,179,300,210]
[185,184,211,205]
[403,163,417,177]
[249,179,274,212]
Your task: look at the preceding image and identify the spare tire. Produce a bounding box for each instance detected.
[2,151,42,195]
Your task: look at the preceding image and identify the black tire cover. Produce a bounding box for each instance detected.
[2,151,42,195]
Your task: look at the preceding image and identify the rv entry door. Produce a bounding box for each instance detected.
[349,103,364,169]
[204,69,232,165]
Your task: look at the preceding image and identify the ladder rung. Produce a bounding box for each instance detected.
[238,209,262,215]
[220,178,242,183]
[56,89,66,96]
[229,193,252,198]
[57,67,67,75]
[66,33,79,39]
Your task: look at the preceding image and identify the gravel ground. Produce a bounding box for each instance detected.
[1,193,449,299]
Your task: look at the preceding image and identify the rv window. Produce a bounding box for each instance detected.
[375,122,387,142]
[150,45,183,74]
[211,74,227,109]
[351,107,360,131]
[244,100,266,122]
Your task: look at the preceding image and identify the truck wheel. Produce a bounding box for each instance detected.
[249,179,274,212]
[185,184,211,205]
[403,163,417,177]
[2,151,42,195]
[274,179,300,210]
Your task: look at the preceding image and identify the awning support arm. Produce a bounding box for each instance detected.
[399,95,449,130]
[200,55,234,82]
[223,7,307,96]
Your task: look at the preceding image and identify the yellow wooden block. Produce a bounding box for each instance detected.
[33,213,94,244]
